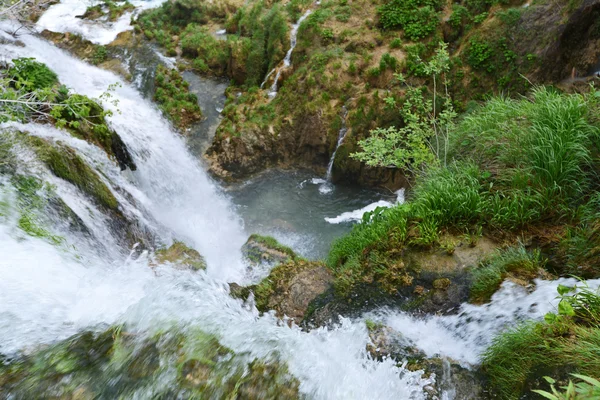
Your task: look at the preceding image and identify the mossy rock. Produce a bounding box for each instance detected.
[232,259,333,323]
[155,241,207,271]
[0,326,299,399]
[242,234,298,266]
[28,136,119,210]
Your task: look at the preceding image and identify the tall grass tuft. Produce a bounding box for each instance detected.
[470,245,545,303]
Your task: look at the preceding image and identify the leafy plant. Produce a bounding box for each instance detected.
[352,42,456,171]
[533,374,600,400]
[378,0,442,40]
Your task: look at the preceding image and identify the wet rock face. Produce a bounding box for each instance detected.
[365,324,486,400]
[233,259,334,324]
[205,111,330,181]
[232,235,334,323]
[544,0,600,79]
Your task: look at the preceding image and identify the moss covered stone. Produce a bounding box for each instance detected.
[0,326,299,399]
[155,241,207,271]
[28,137,119,210]
[242,234,298,266]
[237,259,333,323]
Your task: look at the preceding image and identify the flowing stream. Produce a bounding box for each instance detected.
[263,10,312,97]
[1,3,596,399]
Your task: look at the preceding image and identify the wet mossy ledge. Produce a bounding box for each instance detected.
[28,136,119,211]
[1,57,136,172]
[79,0,135,22]
[0,326,300,399]
[154,241,207,271]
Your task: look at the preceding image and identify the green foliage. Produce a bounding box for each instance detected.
[496,8,521,26]
[483,284,600,399]
[533,374,600,400]
[91,46,107,65]
[6,58,58,90]
[412,162,484,229]
[470,245,545,303]
[451,87,599,228]
[389,38,403,49]
[448,5,470,29]
[467,38,494,72]
[153,65,202,129]
[378,0,442,40]
[353,43,455,171]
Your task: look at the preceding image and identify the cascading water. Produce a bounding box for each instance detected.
[325,106,349,182]
[36,0,166,45]
[0,27,430,399]
[318,107,349,195]
[2,4,597,398]
[263,10,311,98]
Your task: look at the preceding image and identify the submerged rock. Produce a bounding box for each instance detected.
[0,326,299,399]
[365,322,485,399]
[155,241,207,271]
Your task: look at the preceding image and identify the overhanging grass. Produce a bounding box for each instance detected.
[470,245,545,303]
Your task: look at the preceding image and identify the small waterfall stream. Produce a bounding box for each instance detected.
[262,10,312,97]
[326,106,349,181]
[318,106,348,194]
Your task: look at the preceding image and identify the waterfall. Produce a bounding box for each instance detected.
[0,27,431,399]
[317,106,348,195]
[1,3,595,398]
[264,10,311,97]
[36,0,166,45]
[326,106,349,181]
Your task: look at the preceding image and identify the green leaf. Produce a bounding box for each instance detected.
[543,376,557,384]
[531,390,559,400]
[571,374,600,387]
[558,300,575,316]
[544,312,558,324]
[557,284,573,296]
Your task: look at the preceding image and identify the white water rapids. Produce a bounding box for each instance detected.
[0,5,597,399]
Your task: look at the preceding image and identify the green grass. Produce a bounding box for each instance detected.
[470,245,545,303]
[482,285,600,399]
[326,86,600,297]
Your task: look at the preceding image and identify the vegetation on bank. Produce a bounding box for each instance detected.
[483,284,600,399]
[81,0,135,22]
[153,65,202,129]
[0,57,136,170]
[327,86,600,297]
[135,0,291,86]
[0,58,136,215]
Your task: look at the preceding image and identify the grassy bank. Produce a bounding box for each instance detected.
[327,86,600,296]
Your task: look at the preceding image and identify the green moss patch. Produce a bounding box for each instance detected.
[155,241,207,270]
[154,65,202,130]
[29,137,118,210]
